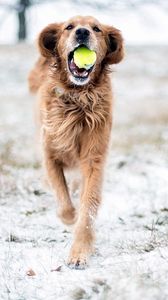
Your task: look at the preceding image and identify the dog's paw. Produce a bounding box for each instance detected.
[67,244,92,269]
[58,206,76,225]
[67,254,87,270]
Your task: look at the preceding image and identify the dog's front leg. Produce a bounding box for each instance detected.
[67,159,103,268]
[44,149,76,225]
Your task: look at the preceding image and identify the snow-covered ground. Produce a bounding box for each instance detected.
[0,1,168,44]
[0,44,168,299]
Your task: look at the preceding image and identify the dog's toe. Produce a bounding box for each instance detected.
[67,260,87,270]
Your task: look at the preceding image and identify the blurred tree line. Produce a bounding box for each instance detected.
[0,0,167,41]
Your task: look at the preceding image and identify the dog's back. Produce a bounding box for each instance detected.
[28,56,49,93]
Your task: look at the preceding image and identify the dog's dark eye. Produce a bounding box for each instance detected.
[93,26,101,32]
[66,24,74,30]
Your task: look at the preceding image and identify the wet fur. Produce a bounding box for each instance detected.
[28,16,124,268]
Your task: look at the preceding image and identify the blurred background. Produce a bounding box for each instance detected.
[0,1,168,300]
[0,0,168,44]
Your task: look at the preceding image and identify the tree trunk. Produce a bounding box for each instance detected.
[18,0,30,41]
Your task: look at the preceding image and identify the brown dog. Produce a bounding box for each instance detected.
[28,16,124,269]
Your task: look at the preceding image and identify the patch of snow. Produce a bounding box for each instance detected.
[0,45,168,300]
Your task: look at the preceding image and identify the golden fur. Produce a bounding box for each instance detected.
[28,16,124,269]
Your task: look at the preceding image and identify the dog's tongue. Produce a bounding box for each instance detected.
[69,59,78,70]
[69,58,88,77]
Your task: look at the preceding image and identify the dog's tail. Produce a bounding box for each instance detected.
[28,56,48,94]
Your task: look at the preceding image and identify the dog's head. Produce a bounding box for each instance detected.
[38,16,124,86]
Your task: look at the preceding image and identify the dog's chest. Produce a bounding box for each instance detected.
[43,91,108,153]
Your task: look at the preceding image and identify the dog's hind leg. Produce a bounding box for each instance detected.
[44,153,76,225]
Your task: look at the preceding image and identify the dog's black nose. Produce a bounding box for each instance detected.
[76,28,90,42]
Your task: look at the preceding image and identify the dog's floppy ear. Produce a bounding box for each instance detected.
[38,23,61,57]
[104,25,124,64]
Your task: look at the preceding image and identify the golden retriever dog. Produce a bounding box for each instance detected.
[28,16,124,269]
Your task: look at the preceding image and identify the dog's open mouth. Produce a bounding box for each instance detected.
[68,45,94,81]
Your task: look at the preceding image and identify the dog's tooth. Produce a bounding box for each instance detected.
[83,71,88,77]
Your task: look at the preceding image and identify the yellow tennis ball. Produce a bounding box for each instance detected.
[74,46,96,69]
